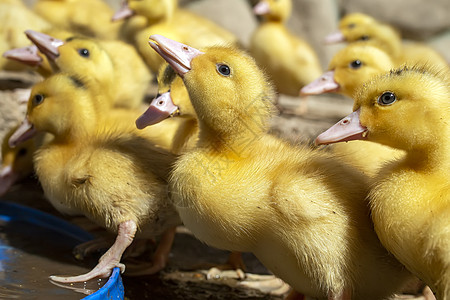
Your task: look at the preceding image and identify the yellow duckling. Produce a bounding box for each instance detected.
[8,73,181,283]
[138,64,253,277]
[301,43,404,178]
[316,65,450,299]
[250,0,322,97]
[0,0,50,70]
[33,0,120,40]
[112,0,239,73]
[144,34,415,299]
[24,30,152,110]
[325,12,448,69]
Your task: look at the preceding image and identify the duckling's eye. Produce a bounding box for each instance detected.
[78,48,90,58]
[378,91,397,106]
[17,147,28,157]
[349,60,362,69]
[216,64,231,77]
[348,23,356,29]
[359,35,370,41]
[32,94,45,106]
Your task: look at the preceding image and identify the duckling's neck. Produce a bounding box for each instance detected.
[261,15,286,24]
[403,143,450,173]
[196,117,268,156]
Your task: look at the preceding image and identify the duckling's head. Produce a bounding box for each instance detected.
[148,35,276,138]
[56,37,114,81]
[9,73,98,147]
[26,30,114,85]
[316,66,450,152]
[338,13,376,31]
[301,43,395,97]
[136,64,195,129]
[253,0,292,23]
[325,13,376,44]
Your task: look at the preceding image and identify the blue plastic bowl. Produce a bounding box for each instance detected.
[0,201,124,300]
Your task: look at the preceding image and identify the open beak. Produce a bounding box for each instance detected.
[315,109,368,146]
[324,31,346,44]
[253,1,270,15]
[136,92,179,129]
[112,0,135,21]
[3,45,43,67]
[300,71,340,95]
[148,34,204,77]
[25,30,64,61]
[9,118,37,148]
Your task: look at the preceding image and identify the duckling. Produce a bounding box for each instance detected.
[144,34,415,299]
[33,0,121,40]
[250,0,322,97]
[25,29,152,110]
[8,73,181,283]
[138,64,253,278]
[316,65,450,299]
[325,13,448,69]
[0,0,50,70]
[112,0,239,73]
[301,43,404,178]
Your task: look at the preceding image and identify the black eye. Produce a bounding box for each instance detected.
[360,35,370,41]
[78,48,90,57]
[348,23,355,29]
[378,91,396,105]
[216,64,231,76]
[349,60,362,69]
[17,147,28,157]
[32,94,44,106]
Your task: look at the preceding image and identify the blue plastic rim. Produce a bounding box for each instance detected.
[82,267,124,300]
[0,201,125,300]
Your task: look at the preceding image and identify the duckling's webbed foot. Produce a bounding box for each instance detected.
[123,226,177,276]
[238,273,291,295]
[205,251,246,280]
[50,220,137,283]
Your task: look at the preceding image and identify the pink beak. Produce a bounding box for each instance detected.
[25,30,64,61]
[324,31,346,44]
[136,92,179,129]
[300,71,340,95]
[148,34,204,77]
[315,109,368,146]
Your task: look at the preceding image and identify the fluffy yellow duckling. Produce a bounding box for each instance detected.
[325,13,448,69]
[112,0,239,73]
[144,34,415,299]
[250,0,322,98]
[8,73,181,283]
[138,64,253,277]
[0,0,50,70]
[316,65,450,299]
[24,30,152,110]
[301,43,404,177]
[33,0,120,40]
